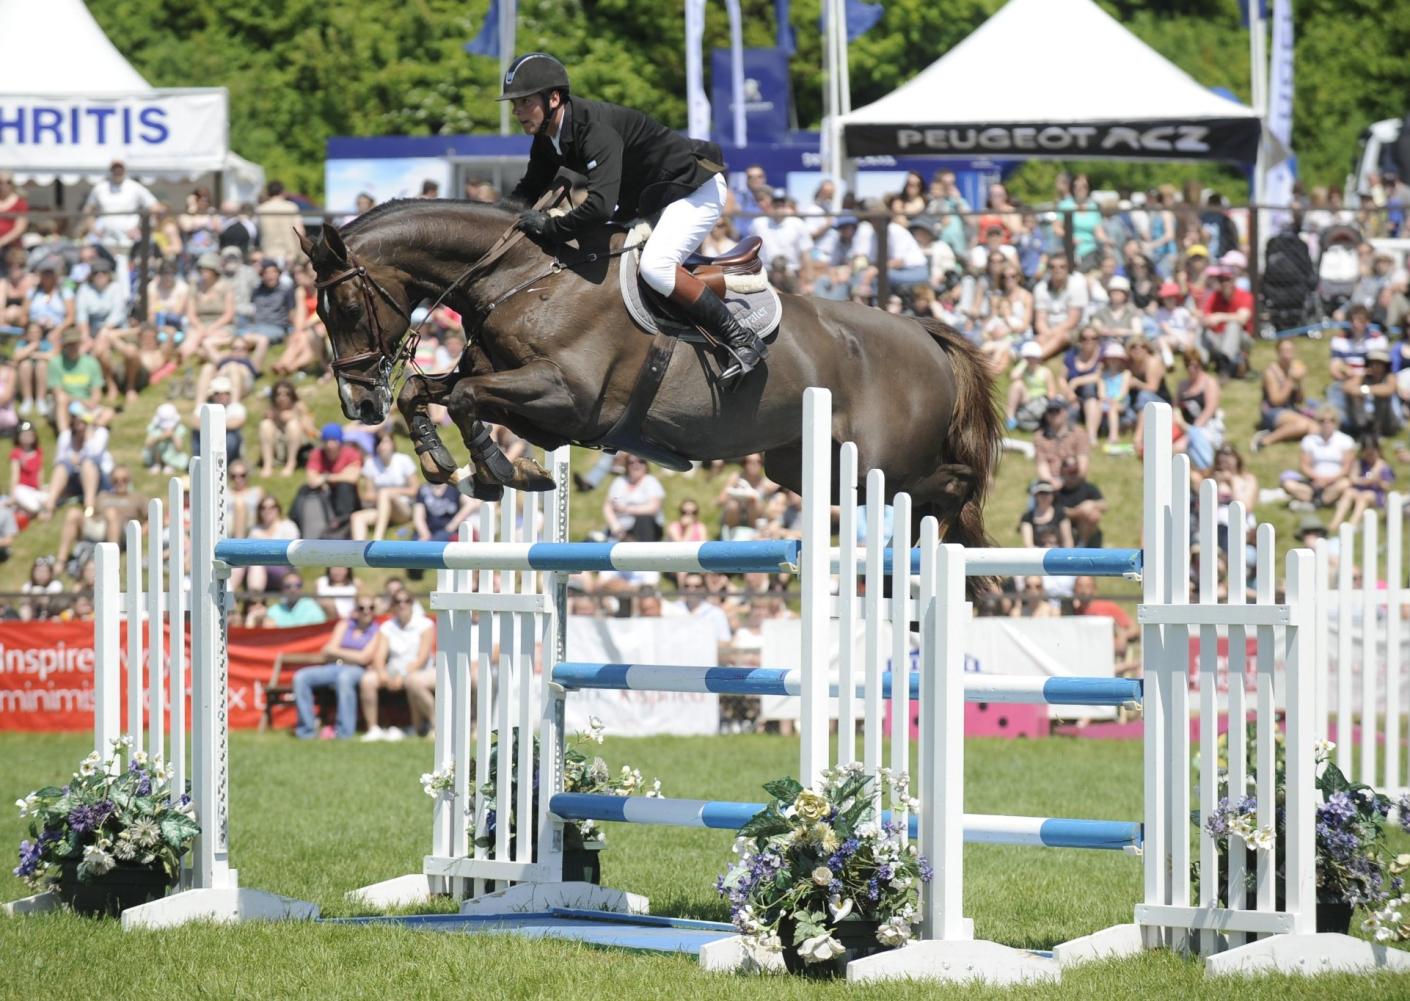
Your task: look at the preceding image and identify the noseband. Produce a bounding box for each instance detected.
[315,258,411,389]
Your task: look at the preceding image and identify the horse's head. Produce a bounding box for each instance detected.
[300,226,410,425]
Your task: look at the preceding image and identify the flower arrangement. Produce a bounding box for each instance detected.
[12,737,199,892]
[420,717,662,849]
[716,764,930,971]
[1200,732,1410,941]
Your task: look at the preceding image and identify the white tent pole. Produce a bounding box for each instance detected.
[1249,0,1268,267]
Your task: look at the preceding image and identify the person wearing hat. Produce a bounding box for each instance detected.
[748,187,813,281]
[182,251,235,361]
[147,256,190,337]
[76,257,132,398]
[1326,303,1390,422]
[1089,274,1142,344]
[1097,342,1132,451]
[305,422,364,525]
[497,53,764,381]
[43,402,114,519]
[1005,340,1057,432]
[1343,346,1402,437]
[1182,243,1210,295]
[140,402,190,474]
[1018,479,1073,549]
[26,258,73,341]
[47,327,104,433]
[1033,395,1089,483]
[907,215,959,284]
[1152,280,1195,364]
[1199,264,1254,378]
[189,374,246,465]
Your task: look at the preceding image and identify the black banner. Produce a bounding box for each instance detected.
[843,118,1261,164]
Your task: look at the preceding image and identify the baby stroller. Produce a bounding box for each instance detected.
[1261,228,1318,333]
[1317,224,1362,316]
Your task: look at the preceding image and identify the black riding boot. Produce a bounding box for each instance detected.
[670,269,767,381]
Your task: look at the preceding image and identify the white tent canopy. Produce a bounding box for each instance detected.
[0,0,260,197]
[839,0,1262,164]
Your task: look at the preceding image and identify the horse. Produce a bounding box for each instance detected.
[300,198,1003,551]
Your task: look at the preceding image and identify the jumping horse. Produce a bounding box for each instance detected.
[300,198,1003,551]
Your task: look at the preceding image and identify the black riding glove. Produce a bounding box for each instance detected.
[516,210,550,240]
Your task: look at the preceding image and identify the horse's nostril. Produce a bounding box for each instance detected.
[359,400,378,424]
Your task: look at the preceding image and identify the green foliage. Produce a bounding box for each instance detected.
[88,0,1410,201]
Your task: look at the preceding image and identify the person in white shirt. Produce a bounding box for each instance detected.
[73,258,128,343]
[360,591,436,741]
[45,408,113,516]
[1282,406,1355,510]
[748,188,813,278]
[603,456,665,541]
[662,572,733,646]
[82,161,158,286]
[351,433,419,540]
[1033,256,1089,359]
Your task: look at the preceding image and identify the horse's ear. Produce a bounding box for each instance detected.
[322,225,350,264]
[297,231,317,261]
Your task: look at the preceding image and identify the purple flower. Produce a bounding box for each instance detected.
[1323,792,1355,823]
[1400,796,1410,835]
[13,838,43,878]
[136,775,152,796]
[866,877,881,902]
[67,801,114,835]
[877,863,895,882]
[918,856,934,882]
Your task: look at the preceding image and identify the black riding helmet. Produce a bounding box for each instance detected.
[496,53,570,102]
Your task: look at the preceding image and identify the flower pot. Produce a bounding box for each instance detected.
[1317,899,1354,934]
[56,860,173,918]
[778,917,890,979]
[562,846,602,886]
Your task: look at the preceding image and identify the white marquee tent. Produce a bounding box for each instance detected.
[0,0,262,199]
[837,0,1263,167]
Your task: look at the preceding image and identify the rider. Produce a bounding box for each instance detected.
[499,52,767,381]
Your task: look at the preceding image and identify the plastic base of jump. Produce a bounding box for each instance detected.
[347,873,445,910]
[1203,933,1410,977]
[457,881,650,918]
[840,939,1061,984]
[1050,921,1146,966]
[119,886,320,931]
[2,891,61,916]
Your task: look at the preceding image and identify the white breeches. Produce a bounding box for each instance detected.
[638,173,728,296]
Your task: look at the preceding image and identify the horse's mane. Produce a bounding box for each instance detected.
[339,197,517,236]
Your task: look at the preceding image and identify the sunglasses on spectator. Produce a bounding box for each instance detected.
[231,469,247,479]
[260,501,278,510]
[283,581,302,591]
[393,597,413,606]
[356,602,377,613]
[680,506,698,516]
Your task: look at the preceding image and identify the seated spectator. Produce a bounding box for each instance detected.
[1096,343,1131,449]
[1125,250,1159,309]
[907,219,957,286]
[242,260,295,344]
[20,556,63,620]
[749,188,813,281]
[1329,435,1394,532]
[272,265,328,377]
[975,263,1032,372]
[1013,575,1061,618]
[1005,341,1056,431]
[361,590,435,741]
[297,423,364,535]
[140,403,190,474]
[663,572,733,650]
[1015,210,1048,283]
[1055,457,1106,547]
[1033,398,1089,482]
[258,379,316,477]
[180,252,235,361]
[74,259,128,385]
[603,456,664,542]
[1152,281,1199,363]
[1252,339,1317,451]
[1176,349,1224,447]
[1089,276,1142,343]
[1033,256,1088,359]
[99,321,173,405]
[229,495,300,595]
[261,573,328,627]
[57,465,144,573]
[147,259,189,336]
[291,597,381,740]
[1199,266,1254,377]
[194,334,264,407]
[8,421,44,516]
[316,565,359,619]
[666,499,708,543]
[227,459,264,538]
[43,407,112,518]
[1059,327,1103,443]
[26,260,74,344]
[1071,576,1138,672]
[412,480,474,542]
[701,215,740,257]
[13,322,53,419]
[1282,406,1355,512]
[1209,444,1259,544]
[718,454,775,541]
[350,433,418,541]
[194,375,247,463]
[1342,348,1402,438]
[1326,304,1389,424]
[48,328,104,433]
[1019,480,1072,548]
[1125,337,1171,428]
[0,254,34,330]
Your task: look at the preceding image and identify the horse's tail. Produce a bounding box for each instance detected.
[915,317,1003,552]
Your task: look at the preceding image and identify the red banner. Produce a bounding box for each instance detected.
[0,620,338,732]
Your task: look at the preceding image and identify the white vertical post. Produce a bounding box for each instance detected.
[1388,494,1404,794]
[1336,523,1354,772]
[125,519,143,749]
[538,445,570,886]
[1167,451,1192,935]
[889,491,912,832]
[1141,402,1172,944]
[494,496,513,865]
[863,468,886,808]
[921,542,965,942]
[147,499,164,765]
[798,388,831,787]
[1361,511,1379,787]
[1254,525,1276,918]
[515,491,536,868]
[1196,479,1218,957]
[191,405,232,891]
[1284,548,1317,933]
[472,499,495,896]
[432,528,456,895]
[94,543,121,756]
[168,478,186,805]
[1225,501,1249,949]
[836,442,859,766]
[1313,537,1330,746]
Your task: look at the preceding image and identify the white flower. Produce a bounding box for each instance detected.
[579,819,597,838]
[419,766,454,798]
[797,931,846,964]
[855,821,881,841]
[828,896,854,921]
[587,716,606,744]
[811,866,833,886]
[110,735,133,751]
[647,779,662,798]
[132,750,149,767]
[81,843,115,877]
[129,818,161,848]
[1243,825,1275,852]
[1315,739,1336,761]
[113,838,137,861]
[876,916,912,947]
[15,794,37,818]
[731,836,752,856]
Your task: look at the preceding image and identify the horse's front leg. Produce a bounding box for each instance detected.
[397,373,459,484]
[445,362,571,495]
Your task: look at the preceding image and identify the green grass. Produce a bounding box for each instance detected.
[2,731,1408,999]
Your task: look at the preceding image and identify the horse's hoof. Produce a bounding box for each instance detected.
[455,474,503,502]
[509,457,557,492]
[411,418,457,483]
[418,451,454,484]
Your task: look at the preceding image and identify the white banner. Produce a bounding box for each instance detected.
[684,0,710,141]
[1263,0,1295,216]
[758,616,1116,723]
[0,90,229,174]
[563,616,720,737]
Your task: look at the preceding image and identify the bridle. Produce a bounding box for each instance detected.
[314,261,412,391]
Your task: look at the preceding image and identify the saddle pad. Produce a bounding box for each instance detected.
[619,222,783,342]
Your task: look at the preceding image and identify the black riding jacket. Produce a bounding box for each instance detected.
[510,95,723,242]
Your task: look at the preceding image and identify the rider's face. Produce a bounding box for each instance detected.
[511,94,553,135]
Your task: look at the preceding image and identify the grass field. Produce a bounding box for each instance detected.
[3,730,1410,999]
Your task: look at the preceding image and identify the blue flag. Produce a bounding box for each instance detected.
[775,0,796,55]
[820,1,884,43]
[465,0,500,57]
[1237,0,1269,27]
